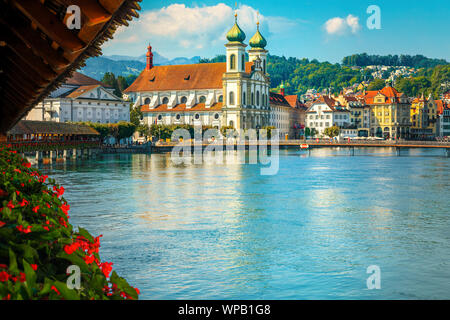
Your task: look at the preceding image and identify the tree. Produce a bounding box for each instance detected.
[117,76,128,93]
[324,125,340,138]
[129,105,142,127]
[101,72,121,97]
[367,79,386,91]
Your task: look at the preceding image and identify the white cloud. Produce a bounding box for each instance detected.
[324,14,360,36]
[103,3,299,59]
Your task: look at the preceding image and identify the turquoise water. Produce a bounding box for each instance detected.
[38,148,450,299]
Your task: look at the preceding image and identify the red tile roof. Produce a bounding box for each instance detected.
[125,62,254,93]
[65,72,109,87]
[269,92,291,107]
[363,86,404,104]
[66,85,101,98]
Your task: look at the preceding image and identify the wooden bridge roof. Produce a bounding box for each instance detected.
[0,0,141,135]
[8,120,100,136]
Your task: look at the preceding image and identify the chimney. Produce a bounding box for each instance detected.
[146,44,153,70]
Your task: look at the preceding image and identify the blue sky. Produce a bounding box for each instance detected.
[103,0,450,63]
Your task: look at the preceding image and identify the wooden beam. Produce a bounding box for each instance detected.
[68,0,112,26]
[0,15,70,71]
[12,0,86,54]
[3,31,57,81]
[99,0,127,14]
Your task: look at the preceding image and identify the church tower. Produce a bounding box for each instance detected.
[223,12,247,129]
[225,13,247,73]
[248,20,268,75]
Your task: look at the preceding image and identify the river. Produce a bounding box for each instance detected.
[38,147,450,299]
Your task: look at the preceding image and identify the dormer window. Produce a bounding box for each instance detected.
[162,97,169,105]
[184,75,190,81]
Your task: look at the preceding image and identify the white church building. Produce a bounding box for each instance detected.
[124,14,296,135]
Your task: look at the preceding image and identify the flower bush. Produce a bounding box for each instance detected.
[0,146,139,300]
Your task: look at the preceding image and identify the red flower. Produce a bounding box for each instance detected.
[13,168,21,173]
[84,255,95,265]
[134,287,140,295]
[30,264,38,271]
[99,262,113,278]
[61,203,70,216]
[0,264,8,269]
[53,186,65,197]
[0,271,9,282]
[22,162,31,168]
[64,243,80,255]
[19,198,29,207]
[7,200,15,209]
[19,272,26,283]
[32,205,39,213]
[0,221,5,228]
[16,191,20,196]
[16,225,32,234]
[51,285,60,295]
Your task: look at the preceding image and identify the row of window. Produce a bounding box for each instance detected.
[155,113,220,121]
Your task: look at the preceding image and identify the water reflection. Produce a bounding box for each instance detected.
[37,148,450,299]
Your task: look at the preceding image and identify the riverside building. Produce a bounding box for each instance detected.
[124,14,301,138]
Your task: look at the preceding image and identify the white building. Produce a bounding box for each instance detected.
[124,14,299,137]
[24,72,130,124]
[306,95,351,136]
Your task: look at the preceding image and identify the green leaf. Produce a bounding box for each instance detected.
[23,260,37,293]
[53,280,80,300]
[110,271,138,300]
[77,227,94,243]
[8,248,18,273]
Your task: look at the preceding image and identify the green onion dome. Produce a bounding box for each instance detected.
[249,23,267,49]
[226,14,246,43]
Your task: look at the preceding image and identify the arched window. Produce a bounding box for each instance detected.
[229,120,234,127]
[263,60,266,74]
[229,91,235,105]
[199,96,206,103]
[144,97,150,105]
[243,92,246,105]
[230,54,236,70]
[256,91,260,106]
[162,97,169,105]
[218,95,223,103]
[251,92,254,105]
[180,96,187,104]
[241,54,245,71]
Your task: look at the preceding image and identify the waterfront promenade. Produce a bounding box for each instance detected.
[152,139,450,154]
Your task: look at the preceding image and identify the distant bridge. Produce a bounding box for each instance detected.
[152,139,450,156]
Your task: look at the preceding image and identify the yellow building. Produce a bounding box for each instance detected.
[410,93,437,139]
[362,86,411,139]
[336,94,371,137]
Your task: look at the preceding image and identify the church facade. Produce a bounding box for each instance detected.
[124,15,300,137]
